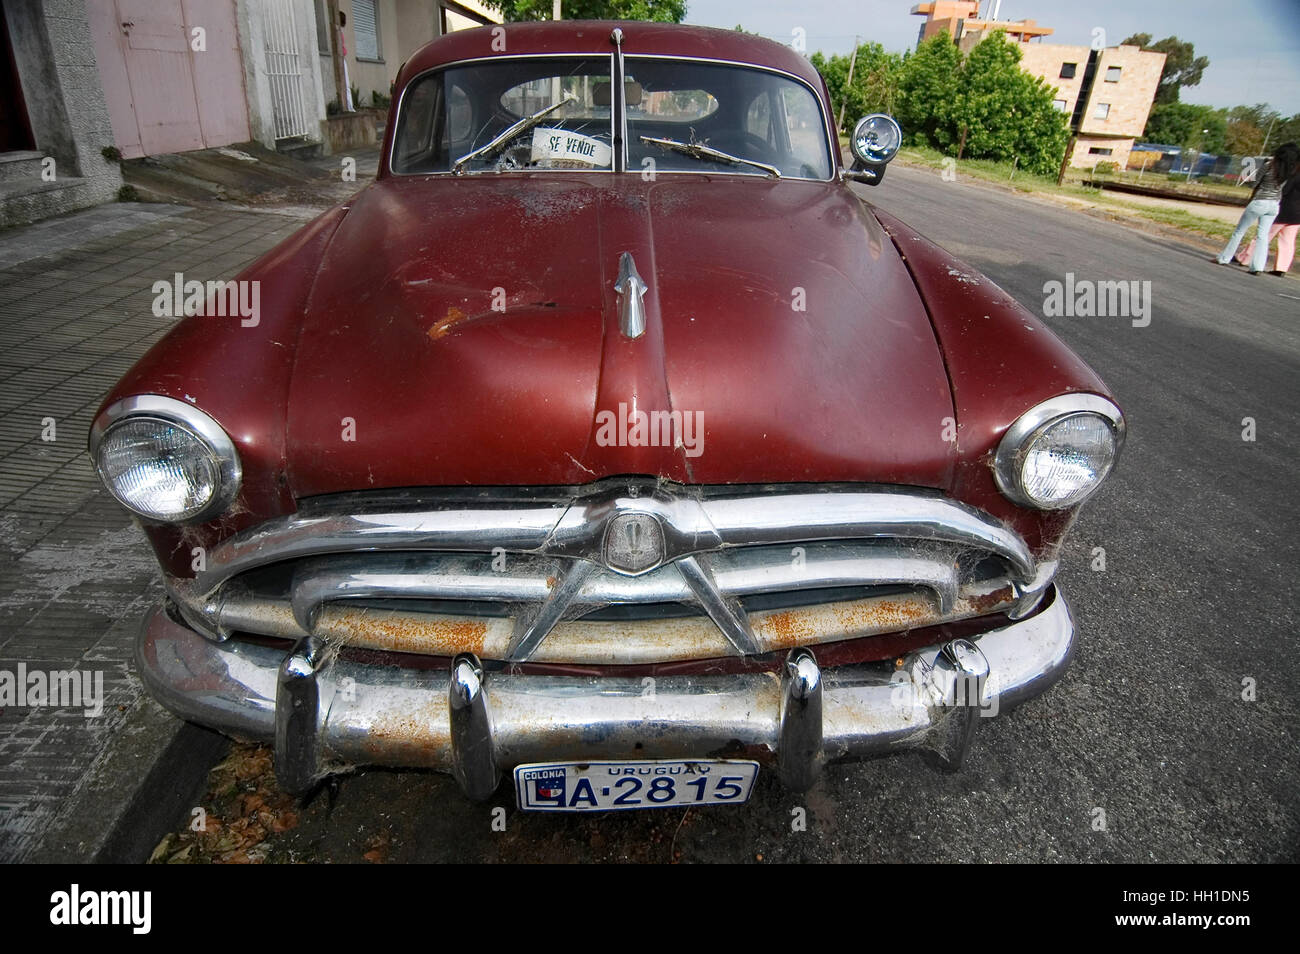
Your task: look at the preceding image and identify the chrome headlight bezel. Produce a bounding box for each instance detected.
[851,113,903,167]
[994,394,1125,510]
[89,395,242,523]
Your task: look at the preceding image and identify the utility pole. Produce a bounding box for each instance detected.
[327,0,347,113]
[1056,135,1076,186]
[553,0,562,18]
[1262,114,1277,155]
[837,36,860,135]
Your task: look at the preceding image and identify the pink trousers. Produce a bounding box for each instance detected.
[1237,222,1298,272]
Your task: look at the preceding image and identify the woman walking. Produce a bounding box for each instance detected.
[1234,171,1300,275]
[1217,142,1300,274]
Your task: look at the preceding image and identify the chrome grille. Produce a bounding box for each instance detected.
[168,480,1049,664]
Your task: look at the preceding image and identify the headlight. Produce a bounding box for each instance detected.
[851,114,902,167]
[89,396,241,522]
[994,395,1124,510]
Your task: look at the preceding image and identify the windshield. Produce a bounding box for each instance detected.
[626,59,831,179]
[394,57,614,174]
[391,56,832,180]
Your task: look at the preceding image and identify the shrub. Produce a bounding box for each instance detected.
[818,30,1070,176]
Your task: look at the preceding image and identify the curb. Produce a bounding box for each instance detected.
[28,696,227,864]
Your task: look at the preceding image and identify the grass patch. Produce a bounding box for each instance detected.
[1113,205,1235,241]
[895,146,1235,242]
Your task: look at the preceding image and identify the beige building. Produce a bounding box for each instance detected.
[911,2,1165,169]
[1019,43,1165,169]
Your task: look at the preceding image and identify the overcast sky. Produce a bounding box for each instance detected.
[683,0,1300,115]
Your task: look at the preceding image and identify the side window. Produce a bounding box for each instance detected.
[746,92,772,143]
[447,83,472,144]
[395,75,445,170]
[781,86,819,154]
[314,0,330,53]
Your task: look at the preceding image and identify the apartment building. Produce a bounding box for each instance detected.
[1020,42,1165,169]
[910,2,1165,169]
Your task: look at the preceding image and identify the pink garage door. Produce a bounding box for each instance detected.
[89,0,250,158]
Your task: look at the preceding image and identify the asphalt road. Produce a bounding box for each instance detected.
[218,164,1300,863]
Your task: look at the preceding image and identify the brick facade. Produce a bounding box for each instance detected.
[1019,42,1165,170]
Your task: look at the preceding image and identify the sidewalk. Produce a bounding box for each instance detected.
[0,202,313,862]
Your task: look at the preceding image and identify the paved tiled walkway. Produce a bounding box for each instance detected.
[0,203,308,861]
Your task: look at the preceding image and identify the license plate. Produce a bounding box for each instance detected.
[514,759,759,812]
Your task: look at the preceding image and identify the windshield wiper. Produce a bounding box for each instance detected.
[453,95,576,174]
[640,135,781,178]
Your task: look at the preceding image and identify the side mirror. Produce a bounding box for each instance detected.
[846,114,901,186]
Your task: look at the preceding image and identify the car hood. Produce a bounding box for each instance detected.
[284,174,956,496]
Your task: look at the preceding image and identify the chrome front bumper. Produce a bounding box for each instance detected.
[137,586,1075,798]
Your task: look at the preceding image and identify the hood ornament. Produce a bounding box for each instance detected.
[614,252,648,339]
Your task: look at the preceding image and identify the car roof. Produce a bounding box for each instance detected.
[395,20,826,95]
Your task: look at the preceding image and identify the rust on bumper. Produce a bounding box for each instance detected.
[138,585,1074,798]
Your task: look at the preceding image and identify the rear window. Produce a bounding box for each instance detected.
[633,87,719,123]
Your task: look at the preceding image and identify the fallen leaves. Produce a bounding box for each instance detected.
[148,742,300,864]
[362,830,391,863]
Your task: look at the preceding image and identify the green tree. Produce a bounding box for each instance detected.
[812,42,904,134]
[487,0,686,21]
[1223,103,1281,154]
[831,30,1068,175]
[1006,67,1073,175]
[1271,113,1300,152]
[946,32,1068,176]
[1225,119,1265,156]
[894,34,961,149]
[1121,33,1209,104]
[1143,101,1227,152]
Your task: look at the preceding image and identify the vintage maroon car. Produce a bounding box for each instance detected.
[91,21,1123,811]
